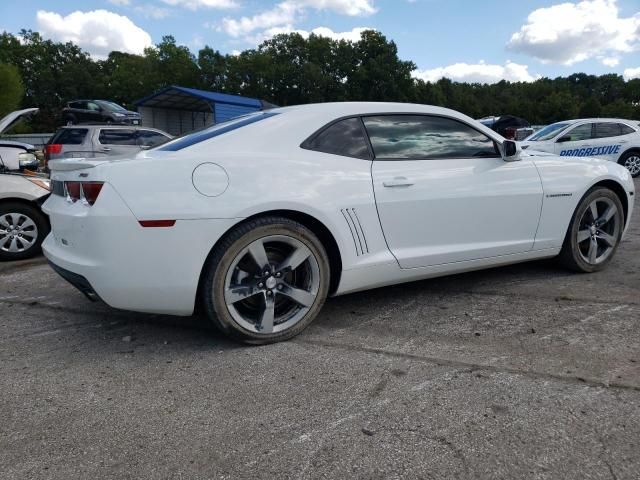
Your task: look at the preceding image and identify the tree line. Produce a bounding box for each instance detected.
[1,29,639,132]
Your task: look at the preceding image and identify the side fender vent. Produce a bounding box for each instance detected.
[341,208,369,256]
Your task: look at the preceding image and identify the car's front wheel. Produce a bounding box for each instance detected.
[202,217,330,344]
[559,187,624,272]
[0,202,50,261]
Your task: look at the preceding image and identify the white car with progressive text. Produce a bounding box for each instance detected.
[43,103,635,343]
[521,118,640,177]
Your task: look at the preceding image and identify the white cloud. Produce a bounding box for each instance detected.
[220,0,375,37]
[135,4,172,19]
[624,67,640,80]
[412,61,540,84]
[247,25,371,44]
[108,0,131,5]
[160,0,238,9]
[36,9,152,58]
[507,0,640,65]
[601,57,620,67]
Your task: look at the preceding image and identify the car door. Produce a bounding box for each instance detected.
[95,128,139,157]
[553,122,595,156]
[368,114,543,269]
[85,101,104,124]
[591,122,631,161]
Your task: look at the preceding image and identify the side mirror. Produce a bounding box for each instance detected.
[557,135,571,143]
[503,140,520,162]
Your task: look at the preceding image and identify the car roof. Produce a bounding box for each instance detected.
[56,125,169,134]
[554,118,638,125]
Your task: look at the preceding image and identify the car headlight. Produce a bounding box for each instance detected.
[18,152,39,170]
[112,112,125,117]
[27,177,50,191]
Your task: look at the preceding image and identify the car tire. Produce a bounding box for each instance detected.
[618,151,640,178]
[558,187,624,273]
[201,216,330,344]
[64,115,76,126]
[0,202,50,261]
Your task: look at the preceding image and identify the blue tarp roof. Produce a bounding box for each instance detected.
[134,85,263,110]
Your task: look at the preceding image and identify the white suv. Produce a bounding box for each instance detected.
[521,118,640,177]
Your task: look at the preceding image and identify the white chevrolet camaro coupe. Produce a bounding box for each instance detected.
[43,103,635,344]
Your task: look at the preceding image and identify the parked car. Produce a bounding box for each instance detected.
[44,125,172,163]
[521,118,640,177]
[43,103,634,344]
[0,172,50,261]
[478,115,533,140]
[0,108,40,172]
[61,100,141,126]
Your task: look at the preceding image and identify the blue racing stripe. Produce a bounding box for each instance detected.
[159,112,279,151]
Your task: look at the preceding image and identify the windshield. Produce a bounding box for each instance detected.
[526,122,571,141]
[97,101,127,112]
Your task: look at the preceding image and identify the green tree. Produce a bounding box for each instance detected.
[0,63,24,116]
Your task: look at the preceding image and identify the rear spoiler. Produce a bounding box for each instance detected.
[48,158,109,172]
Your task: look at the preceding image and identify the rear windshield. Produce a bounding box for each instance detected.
[50,128,88,145]
[158,112,278,152]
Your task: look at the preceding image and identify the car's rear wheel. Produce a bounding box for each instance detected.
[0,203,49,261]
[202,217,330,344]
[618,151,640,178]
[558,187,624,273]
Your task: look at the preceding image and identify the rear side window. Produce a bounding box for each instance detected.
[594,123,622,139]
[50,128,88,145]
[137,130,170,148]
[99,129,137,145]
[619,124,635,135]
[363,115,499,160]
[302,118,370,159]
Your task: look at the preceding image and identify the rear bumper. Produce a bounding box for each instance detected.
[42,183,238,316]
[48,260,101,302]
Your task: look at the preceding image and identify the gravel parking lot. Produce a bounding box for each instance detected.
[1,178,639,480]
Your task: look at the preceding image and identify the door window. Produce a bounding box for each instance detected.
[50,128,88,145]
[362,115,499,160]
[137,130,170,148]
[594,123,623,138]
[562,123,593,142]
[86,102,101,112]
[98,129,137,145]
[302,118,370,159]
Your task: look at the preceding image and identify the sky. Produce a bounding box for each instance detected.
[1,0,640,84]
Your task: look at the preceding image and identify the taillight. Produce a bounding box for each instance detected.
[45,144,62,162]
[63,181,104,206]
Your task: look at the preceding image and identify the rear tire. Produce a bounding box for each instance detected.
[618,151,640,178]
[0,202,50,261]
[558,187,624,273]
[201,217,330,344]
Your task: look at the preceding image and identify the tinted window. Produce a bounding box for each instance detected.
[620,124,635,135]
[87,102,101,112]
[50,128,88,145]
[562,123,593,142]
[594,123,622,139]
[99,129,137,145]
[137,130,170,148]
[304,118,370,159]
[362,115,499,160]
[69,101,83,109]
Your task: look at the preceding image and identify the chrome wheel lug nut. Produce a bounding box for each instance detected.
[258,282,264,288]
[266,290,273,296]
[277,285,283,290]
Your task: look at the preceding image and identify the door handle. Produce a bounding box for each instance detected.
[383,177,414,188]
[100,147,111,152]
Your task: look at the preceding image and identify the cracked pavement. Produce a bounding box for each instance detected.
[1,178,639,479]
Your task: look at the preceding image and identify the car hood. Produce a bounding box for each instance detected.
[0,108,39,135]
